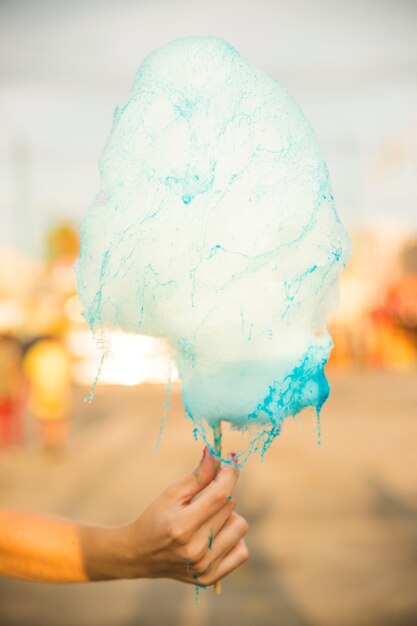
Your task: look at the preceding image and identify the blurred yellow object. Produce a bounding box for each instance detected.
[385,274,417,329]
[365,312,417,370]
[23,339,71,422]
[0,336,25,447]
[45,224,79,265]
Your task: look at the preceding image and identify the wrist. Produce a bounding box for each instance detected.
[79,523,147,581]
[108,523,149,580]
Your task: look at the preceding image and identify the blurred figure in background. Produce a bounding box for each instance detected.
[23,337,71,452]
[0,336,26,449]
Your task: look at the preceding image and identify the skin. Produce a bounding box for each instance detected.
[0,448,249,586]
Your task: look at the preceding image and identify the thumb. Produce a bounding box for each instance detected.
[171,447,218,503]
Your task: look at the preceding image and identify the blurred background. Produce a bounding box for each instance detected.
[0,0,416,624]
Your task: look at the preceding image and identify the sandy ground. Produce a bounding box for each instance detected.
[0,371,416,626]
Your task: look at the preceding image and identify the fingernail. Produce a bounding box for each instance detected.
[199,446,208,465]
[228,452,239,465]
[194,447,208,483]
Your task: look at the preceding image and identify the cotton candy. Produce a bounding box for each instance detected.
[75,37,349,461]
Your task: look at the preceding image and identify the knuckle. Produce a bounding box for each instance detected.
[184,541,206,564]
[240,543,249,562]
[197,545,208,563]
[163,484,176,499]
[195,556,209,573]
[213,485,228,504]
[193,542,207,569]
[168,521,190,544]
[237,515,249,534]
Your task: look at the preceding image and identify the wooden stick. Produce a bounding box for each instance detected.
[213,420,222,596]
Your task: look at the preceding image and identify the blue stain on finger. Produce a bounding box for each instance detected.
[208,528,214,550]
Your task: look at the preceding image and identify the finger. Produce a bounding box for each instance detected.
[166,447,217,503]
[185,463,238,528]
[205,513,248,562]
[169,487,237,569]
[200,539,249,586]
[190,513,248,577]
[198,484,237,546]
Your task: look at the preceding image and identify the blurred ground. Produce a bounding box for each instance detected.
[0,372,416,626]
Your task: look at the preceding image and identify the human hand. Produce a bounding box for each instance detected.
[112,447,249,586]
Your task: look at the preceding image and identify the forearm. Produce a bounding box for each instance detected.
[0,510,129,583]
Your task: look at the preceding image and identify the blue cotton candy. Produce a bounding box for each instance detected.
[75,37,350,461]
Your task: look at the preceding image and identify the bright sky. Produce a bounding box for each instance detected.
[0,0,416,255]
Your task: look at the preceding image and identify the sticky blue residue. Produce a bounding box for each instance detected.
[208,528,214,550]
[194,583,206,606]
[155,361,173,452]
[75,37,350,464]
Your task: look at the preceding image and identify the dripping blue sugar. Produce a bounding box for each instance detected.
[194,583,206,606]
[154,363,173,452]
[75,36,350,463]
